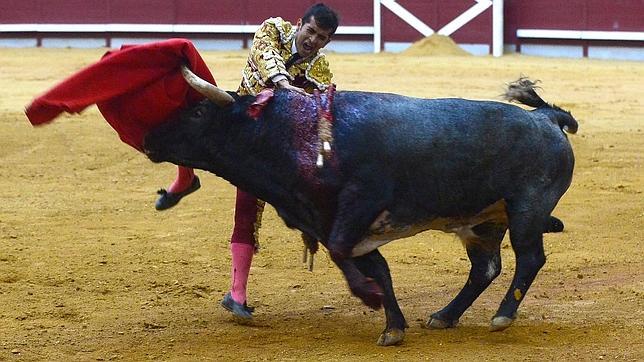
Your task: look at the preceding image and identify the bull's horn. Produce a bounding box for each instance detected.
[180,65,234,106]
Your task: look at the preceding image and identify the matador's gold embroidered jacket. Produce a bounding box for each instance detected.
[239,17,333,96]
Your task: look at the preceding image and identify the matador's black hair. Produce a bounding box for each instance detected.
[302,3,340,34]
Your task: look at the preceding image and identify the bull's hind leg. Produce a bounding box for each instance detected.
[490,208,547,331]
[426,222,506,329]
[354,250,407,346]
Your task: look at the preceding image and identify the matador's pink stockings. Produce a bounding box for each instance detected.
[167,166,194,193]
[229,243,254,304]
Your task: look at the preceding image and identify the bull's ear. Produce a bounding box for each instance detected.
[181,65,235,107]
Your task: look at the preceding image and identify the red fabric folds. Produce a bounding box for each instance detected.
[24,38,216,151]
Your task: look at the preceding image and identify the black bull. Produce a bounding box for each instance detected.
[144,70,577,346]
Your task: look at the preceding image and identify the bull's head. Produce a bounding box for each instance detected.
[143,66,239,170]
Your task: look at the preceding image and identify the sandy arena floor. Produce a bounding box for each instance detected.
[0,46,642,361]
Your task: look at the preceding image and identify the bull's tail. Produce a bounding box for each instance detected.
[504,77,578,134]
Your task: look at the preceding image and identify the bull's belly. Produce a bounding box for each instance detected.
[351,200,508,257]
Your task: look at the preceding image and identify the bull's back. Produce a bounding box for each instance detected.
[333,91,573,219]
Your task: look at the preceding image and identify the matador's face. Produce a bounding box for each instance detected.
[295,16,333,59]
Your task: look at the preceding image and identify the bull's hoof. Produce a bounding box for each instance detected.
[425,315,459,329]
[376,328,405,346]
[352,277,383,310]
[489,316,514,331]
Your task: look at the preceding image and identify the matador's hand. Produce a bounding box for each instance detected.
[276,79,309,96]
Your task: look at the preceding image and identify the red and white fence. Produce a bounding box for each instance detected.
[0,0,642,59]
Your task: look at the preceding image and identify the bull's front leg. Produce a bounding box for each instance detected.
[329,254,384,310]
[326,182,391,310]
[354,250,407,346]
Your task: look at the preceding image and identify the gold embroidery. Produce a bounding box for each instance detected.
[252,200,266,250]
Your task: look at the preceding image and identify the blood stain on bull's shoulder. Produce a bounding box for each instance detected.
[287,93,326,185]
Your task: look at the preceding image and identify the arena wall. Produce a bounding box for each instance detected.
[0,0,642,59]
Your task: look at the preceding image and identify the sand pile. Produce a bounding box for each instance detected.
[402,33,471,56]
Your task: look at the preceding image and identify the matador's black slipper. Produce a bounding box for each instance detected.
[155,176,201,211]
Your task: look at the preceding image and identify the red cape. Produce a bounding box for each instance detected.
[25,38,216,151]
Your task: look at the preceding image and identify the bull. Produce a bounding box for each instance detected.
[143,66,577,346]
